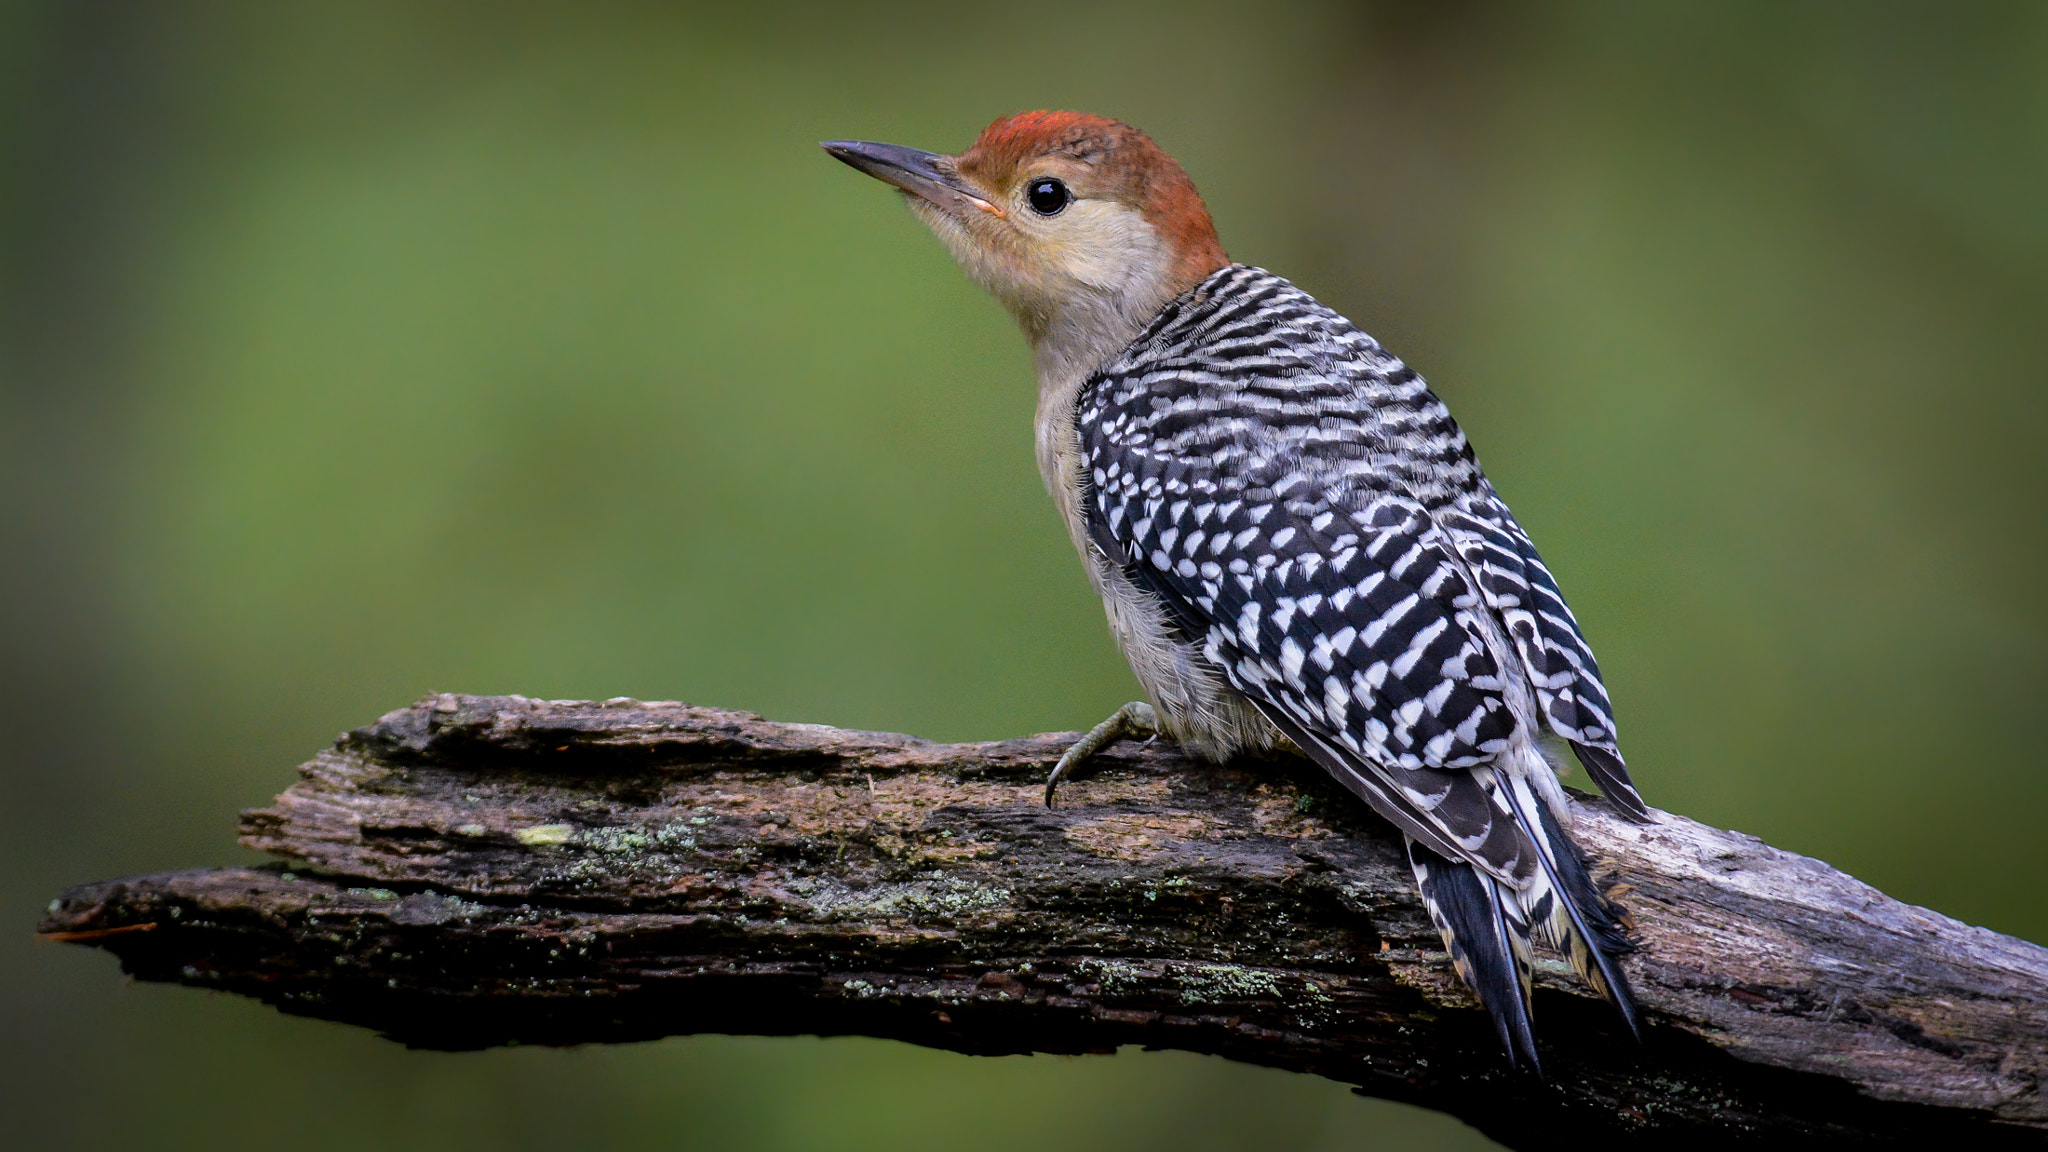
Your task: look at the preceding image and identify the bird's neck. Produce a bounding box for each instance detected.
[1026,266,1208,559]
[1028,254,1230,406]
[1026,267,1191,402]
[1027,280,1164,480]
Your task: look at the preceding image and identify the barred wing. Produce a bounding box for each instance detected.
[1074,262,1650,1061]
[1082,442,1542,882]
[1438,495,1649,819]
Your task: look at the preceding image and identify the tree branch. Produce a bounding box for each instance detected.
[39,695,2048,1147]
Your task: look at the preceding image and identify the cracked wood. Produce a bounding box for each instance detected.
[39,694,2048,1148]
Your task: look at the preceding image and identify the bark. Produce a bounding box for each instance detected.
[39,694,2048,1148]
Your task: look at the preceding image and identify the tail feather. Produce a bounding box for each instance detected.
[1503,777,1643,1042]
[1570,741,1653,822]
[1406,837,1541,1074]
[1533,796,1643,1039]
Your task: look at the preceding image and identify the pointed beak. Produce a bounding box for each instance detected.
[822,140,1004,219]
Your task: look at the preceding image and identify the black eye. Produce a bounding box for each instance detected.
[1026,177,1071,216]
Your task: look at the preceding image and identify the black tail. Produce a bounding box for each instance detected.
[1517,786,1643,1042]
[1571,741,1653,822]
[1405,837,1541,1074]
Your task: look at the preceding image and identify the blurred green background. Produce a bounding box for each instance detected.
[5,2,2044,1149]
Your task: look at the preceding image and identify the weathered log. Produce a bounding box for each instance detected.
[39,694,2048,1147]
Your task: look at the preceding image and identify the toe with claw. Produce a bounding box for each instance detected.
[1044,701,1158,807]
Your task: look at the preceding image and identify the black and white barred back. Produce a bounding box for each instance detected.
[1077,264,1650,1069]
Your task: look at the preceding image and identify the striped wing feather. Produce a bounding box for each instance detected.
[1077,265,1647,1060]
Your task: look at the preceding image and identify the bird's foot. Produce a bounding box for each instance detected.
[1044,701,1157,807]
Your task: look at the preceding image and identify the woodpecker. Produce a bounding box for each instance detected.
[825,112,1651,1070]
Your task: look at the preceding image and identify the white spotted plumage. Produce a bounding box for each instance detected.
[1074,265,1649,1069]
[1079,266,1627,780]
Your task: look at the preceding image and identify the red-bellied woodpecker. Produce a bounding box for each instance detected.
[824,112,1652,1071]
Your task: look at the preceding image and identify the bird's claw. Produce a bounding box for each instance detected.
[1044,701,1157,807]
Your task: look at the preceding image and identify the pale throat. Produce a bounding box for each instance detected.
[911,194,1189,525]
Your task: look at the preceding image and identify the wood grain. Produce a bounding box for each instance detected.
[41,694,2048,1147]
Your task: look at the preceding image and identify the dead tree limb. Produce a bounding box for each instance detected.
[39,694,2048,1147]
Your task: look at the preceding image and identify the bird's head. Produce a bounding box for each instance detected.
[825,112,1227,378]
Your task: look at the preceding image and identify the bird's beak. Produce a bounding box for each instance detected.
[822,140,1005,219]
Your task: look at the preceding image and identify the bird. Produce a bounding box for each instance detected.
[823,112,1652,1071]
